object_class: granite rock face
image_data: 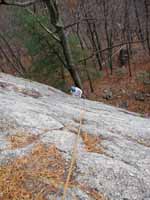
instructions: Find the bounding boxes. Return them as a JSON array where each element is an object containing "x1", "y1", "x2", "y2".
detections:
[{"x1": 0, "y1": 73, "x2": 150, "y2": 200}]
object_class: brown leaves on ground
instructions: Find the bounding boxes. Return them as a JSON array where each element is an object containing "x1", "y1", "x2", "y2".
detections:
[
  {"x1": 66, "y1": 0, "x2": 78, "y2": 11},
  {"x1": 84, "y1": 59, "x2": 150, "y2": 115}
]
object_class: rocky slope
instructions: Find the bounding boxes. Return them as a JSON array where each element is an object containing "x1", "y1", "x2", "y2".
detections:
[{"x1": 0, "y1": 73, "x2": 150, "y2": 200}]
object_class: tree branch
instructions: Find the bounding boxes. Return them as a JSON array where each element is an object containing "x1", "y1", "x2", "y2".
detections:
[
  {"x1": 78, "y1": 39, "x2": 147, "y2": 63},
  {"x1": 0, "y1": 0, "x2": 37, "y2": 7},
  {"x1": 64, "y1": 18, "x2": 97, "y2": 30},
  {"x1": 26, "y1": 8, "x2": 60, "y2": 43}
]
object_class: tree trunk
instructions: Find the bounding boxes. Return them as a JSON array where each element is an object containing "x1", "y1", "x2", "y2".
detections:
[
  {"x1": 144, "y1": 0, "x2": 150, "y2": 55},
  {"x1": 43, "y1": 0, "x2": 83, "y2": 89},
  {"x1": 76, "y1": 23, "x2": 94, "y2": 93},
  {"x1": 133, "y1": 0, "x2": 145, "y2": 49}
]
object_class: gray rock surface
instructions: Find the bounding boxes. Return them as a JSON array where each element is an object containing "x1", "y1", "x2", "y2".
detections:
[{"x1": 0, "y1": 73, "x2": 150, "y2": 200}]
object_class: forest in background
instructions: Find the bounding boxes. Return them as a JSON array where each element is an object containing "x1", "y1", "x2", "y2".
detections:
[{"x1": 0, "y1": 0, "x2": 150, "y2": 115}]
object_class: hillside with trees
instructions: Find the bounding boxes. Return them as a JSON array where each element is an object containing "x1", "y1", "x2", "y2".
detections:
[{"x1": 0, "y1": 0, "x2": 150, "y2": 114}]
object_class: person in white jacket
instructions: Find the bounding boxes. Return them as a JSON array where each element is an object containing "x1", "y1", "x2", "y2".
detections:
[{"x1": 70, "y1": 86, "x2": 83, "y2": 98}]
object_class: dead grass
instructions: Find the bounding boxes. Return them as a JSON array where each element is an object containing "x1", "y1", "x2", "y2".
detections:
[
  {"x1": 81, "y1": 132, "x2": 104, "y2": 154},
  {"x1": 79, "y1": 184, "x2": 106, "y2": 200},
  {"x1": 0, "y1": 142, "x2": 106, "y2": 200},
  {"x1": 0, "y1": 144, "x2": 68, "y2": 200},
  {"x1": 0, "y1": 113, "x2": 106, "y2": 200},
  {"x1": 8, "y1": 132, "x2": 39, "y2": 149}
]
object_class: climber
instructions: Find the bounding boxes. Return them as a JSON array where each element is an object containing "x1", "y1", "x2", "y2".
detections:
[{"x1": 70, "y1": 86, "x2": 83, "y2": 98}]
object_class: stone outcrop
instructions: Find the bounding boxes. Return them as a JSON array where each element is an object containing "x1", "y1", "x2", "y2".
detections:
[{"x1": 0, "y1": 73, "x2": 150, "y2": 200}]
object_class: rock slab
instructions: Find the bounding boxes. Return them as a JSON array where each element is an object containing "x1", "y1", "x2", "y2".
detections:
[{"x1": 0, "y1": 73, "x2": 150, "y2": 200}]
